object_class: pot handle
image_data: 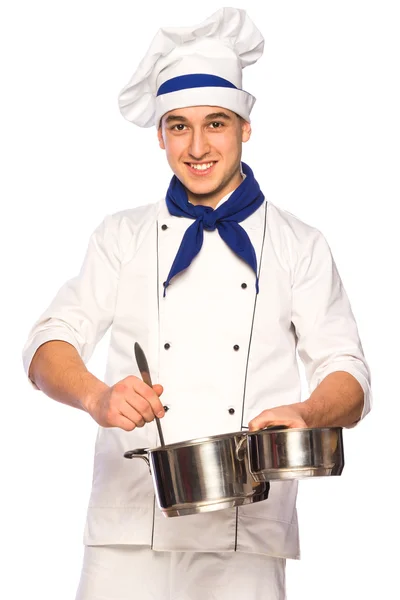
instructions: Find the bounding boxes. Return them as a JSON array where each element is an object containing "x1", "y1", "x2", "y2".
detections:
[
  {"x1": 235, "y1": 436, "x2": 247, "y2": 461},
  {"x1": 124, "y1": 448, "x2": 150, "y2": 473}
]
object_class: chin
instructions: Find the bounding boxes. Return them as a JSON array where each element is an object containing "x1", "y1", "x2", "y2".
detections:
[
  {"x1": 183, "y1": 171, "x2": 221, "y2": 189},
  {"x1": 184, "y1": 181, "x2": 220, "y2": 198}
]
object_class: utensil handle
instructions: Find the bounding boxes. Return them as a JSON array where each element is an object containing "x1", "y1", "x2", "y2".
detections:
[
  {"x1": 134, "y1": 342, "x2": 166, "y2": 446},
  {"x1": 155, "y1": 417, "x2": 165, "y2": 446}
]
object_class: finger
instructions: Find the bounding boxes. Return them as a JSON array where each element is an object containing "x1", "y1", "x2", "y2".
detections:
[
  {"x1": 248, "y1": 417, "x2": 266, "y2": 431},
  {"x1": 122, "y1": 393, "x2": 155, "y2": 423},
  {"x1": 125, "y1": 377, "x2": 165, "y2": 418},
  {"x1": 113, "y1": 378, "x2": 163, "y2": 420},
  {"x1": 152, "y1": 384, "x2": 164, "y2": 397},
  {"x1": 248, "y1": 410, "x2": 274, "y2": 431},
  {"x1": 110, "y1": 386, "x2": 148, "y2": 423},
  {"x1": 249, "y1": 416, "x2": 307, "y2": 431},
  {"x1": 112, "y1": 413, "x2": 137, "y2": 432},
  {"x1": 119, "y1": 402, "x2": 146, "y2": 428}
]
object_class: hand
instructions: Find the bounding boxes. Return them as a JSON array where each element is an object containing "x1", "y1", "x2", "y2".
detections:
[
  {"x1": 85, "y1": 376, "x2": 165, "y2": 432},
  {"x1": 248, "y1": 404, "x2": 308, "y2": 431}
]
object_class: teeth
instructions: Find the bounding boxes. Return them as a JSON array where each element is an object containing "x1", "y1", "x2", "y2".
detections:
[{"x1": 190, "y1": 162, "x2": 214, "y2": 170}]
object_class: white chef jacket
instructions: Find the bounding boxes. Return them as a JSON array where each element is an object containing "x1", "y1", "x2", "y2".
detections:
[{"x1": 22, "y1": 196, "x2": 372, "y2": 559}]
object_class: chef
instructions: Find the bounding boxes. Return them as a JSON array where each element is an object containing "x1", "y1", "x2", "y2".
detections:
[{"x1": 22, "y1": 7, "x2": 372, "y2": 600}]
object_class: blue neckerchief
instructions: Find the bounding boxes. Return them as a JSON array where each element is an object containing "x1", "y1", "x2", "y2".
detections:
[{"x1": 164, "y1": 162, "x2": 265, "y2": 296}]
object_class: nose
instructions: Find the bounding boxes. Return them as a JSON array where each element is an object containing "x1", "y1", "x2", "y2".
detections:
[{"x1": 188, "y1": 128, "x2": 211, "y2": 160}]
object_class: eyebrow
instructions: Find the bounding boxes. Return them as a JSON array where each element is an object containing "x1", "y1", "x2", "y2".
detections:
[
  {"x1": 164, "y1": 115, "x2": 188, "y2": 123},
  {"x1": 164, "y1": 112, "x2": 232, "y2": 124},
  {"x1": 205, "y1": 112, "x2": 232, "y2": 121}
]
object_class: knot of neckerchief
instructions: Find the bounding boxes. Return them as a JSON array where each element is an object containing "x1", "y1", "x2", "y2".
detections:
[{"x1": 163, "y1": 162, "x2": 265, "y2": 296}]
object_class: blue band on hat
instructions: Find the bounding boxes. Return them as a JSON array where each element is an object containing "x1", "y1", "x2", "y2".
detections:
[{"x1": 157, "y1": 74, "x2": 237, "y2": 96}]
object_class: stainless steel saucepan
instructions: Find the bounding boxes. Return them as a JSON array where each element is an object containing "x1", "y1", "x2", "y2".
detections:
[
  {"x1": 247, "y1": 426, "x2": 344, "y2": 481},
  {"x1": 124, "y1": 431, "x2": 270, "y2": 518},
  {"x1": 124, "y1": 426, "x2": 344, "y2": 517}
]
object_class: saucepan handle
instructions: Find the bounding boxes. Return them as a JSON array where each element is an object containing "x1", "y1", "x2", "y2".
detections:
[
  {"x1": 235, "y1": 436, "x2": 248, "y2": 461},
  {"x1": 124, "y1": 448, "x2": 151, "y2": 472}
]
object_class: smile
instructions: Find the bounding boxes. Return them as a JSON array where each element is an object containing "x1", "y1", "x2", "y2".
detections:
[{"x1": 185, "y1": 162, "x2": 216, "y2": 175}]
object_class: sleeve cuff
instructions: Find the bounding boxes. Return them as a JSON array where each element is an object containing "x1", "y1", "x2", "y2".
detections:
[
  {"x1": 22, "y1": 332, "x2": 82, "y2": 390},
  {"x1": 311, "y1": 362, "x2": 372, "y2": 427}
]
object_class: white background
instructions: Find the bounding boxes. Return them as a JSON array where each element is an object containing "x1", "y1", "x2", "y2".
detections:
[{"x1": 1, "y1": 1, "x2": 399, "y2": 598}]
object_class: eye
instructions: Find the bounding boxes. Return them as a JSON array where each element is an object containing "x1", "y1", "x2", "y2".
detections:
[
  {"x1": 171, "y1": 124, "x2": 187, "y2": 131},
  {"x1": 209, "y1": 121, "x2": 224, "y2": 129}
]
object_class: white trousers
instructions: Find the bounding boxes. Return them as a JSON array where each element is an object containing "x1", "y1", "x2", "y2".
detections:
[{"x1": 75, "y1": 545, "x2": 286, "y2": 600}]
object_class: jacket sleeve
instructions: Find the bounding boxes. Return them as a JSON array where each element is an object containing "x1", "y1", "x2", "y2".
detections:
[
  {"x1": 290, "y1": 228, "x2": 372, "y2": 423},
  {"x1": 22, "y1": 214, "x2": 120, "y2": 389}
]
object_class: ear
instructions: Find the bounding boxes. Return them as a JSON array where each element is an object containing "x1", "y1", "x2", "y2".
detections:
[
  {"x1": 157, "y1": 124, "x2": 166, "y2": 150},
  {"x1": 241, "y1": 119, "x2": 252, "y2": 143}
]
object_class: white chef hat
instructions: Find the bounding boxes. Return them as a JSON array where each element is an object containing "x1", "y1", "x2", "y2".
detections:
[{"x1": 118, "y1": 7, "x2": 264, "y2": 128}]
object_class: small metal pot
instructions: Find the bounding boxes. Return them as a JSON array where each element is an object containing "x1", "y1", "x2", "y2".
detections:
[
  {"x1": 124, "y1": 431, "x2": 270, "y2": 517},
  {"x1": 247, "y1": 426, "x2": 344, "y2": 481}
]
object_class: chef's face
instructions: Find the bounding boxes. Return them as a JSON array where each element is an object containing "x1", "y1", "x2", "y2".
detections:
[{"x1": 157, "y1": 106, "x2": 251, "y2": 207}]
